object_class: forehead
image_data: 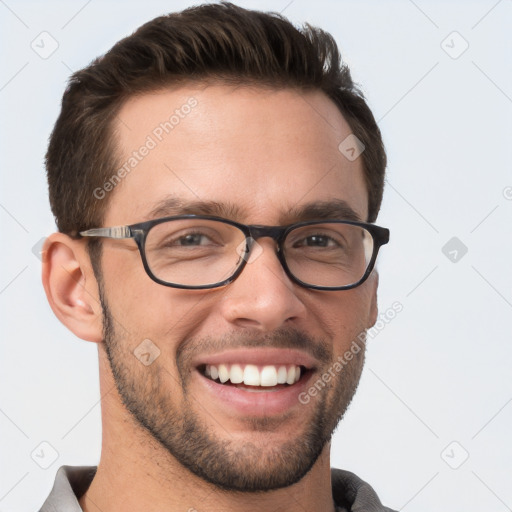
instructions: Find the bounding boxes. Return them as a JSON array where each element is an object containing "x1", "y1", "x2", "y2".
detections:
[{"x1": 105, "y1": 84, "x2": 368, "y2": 225}]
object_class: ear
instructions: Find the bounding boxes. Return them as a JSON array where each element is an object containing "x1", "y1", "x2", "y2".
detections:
[
  {"x1": 42, "y1": 233, "x2": 103, "y2": 343},
  {"x1": 367, "y1": 270, "x2": 379, "y2": 328}
]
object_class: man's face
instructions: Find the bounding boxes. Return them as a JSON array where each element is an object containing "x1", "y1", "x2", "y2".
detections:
[{"x1": 96, "y1": 84, "x2": 378, "y2": 491}]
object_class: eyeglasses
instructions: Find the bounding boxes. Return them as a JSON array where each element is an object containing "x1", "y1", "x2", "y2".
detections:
[{"x1": 79, "y1": 215, "x2": 389, "y2": 291}]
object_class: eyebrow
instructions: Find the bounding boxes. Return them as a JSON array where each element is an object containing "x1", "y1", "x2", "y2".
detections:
[
  {"x1": 146, "y1": 195, "x2": 363, "y2": 224},
  {"x1": 283, "y1": 199, "x2": 362, "y2": 223},
  {"x1": 147, "y1": 196, "x2": 246, "y2": 220}
]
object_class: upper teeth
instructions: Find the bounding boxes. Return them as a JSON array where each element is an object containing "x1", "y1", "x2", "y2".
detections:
[{"x1": 205, "y1": 364, "x2": 301, "y2": 386}]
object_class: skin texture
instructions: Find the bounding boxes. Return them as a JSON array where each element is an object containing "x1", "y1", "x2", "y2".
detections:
[{"x1": 42, "y1": 84, "x2": 379, "y2": 512}]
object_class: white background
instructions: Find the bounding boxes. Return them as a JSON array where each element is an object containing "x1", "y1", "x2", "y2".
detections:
[{"x1": 1, "y1": 1, "x2": 511, "y2": 510}]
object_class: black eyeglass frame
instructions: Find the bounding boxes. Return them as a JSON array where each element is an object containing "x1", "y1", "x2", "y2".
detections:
[{"x1": 79, "y1": 215, "x2": 390, "y2": 291}]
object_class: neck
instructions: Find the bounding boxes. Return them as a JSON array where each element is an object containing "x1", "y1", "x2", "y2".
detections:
[
  {"x1": 79, "y1": 353, "x2": 336, "y2": 512},
  {"x1": 81, "y1": 439, "x2": 335, "y2": 512}
]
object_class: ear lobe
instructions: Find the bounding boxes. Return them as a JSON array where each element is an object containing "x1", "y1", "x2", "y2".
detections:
[{"x1": 42, "y1": 233, "x2": 103, "y2": 343}]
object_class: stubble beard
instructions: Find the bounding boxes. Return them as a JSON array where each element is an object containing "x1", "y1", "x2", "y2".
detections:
[{"x1": 99, "y1": 288, "x2": 366, "y2": 492}]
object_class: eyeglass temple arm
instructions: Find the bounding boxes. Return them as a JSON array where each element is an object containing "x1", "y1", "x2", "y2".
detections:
[{"x1": 79, "y1": 226, "x2": 132, "y2": 239}]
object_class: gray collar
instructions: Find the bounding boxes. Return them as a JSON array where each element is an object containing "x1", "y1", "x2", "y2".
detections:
[{"x1": 40, "y1": 465, "x2": 396, "y2": 512}]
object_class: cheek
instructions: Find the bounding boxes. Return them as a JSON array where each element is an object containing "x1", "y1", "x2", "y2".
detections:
[
  {"x1": 306, "y1": 285, "x2": 375, "y2": 349},
  {"x1": 102, "y1": 253, "x2": 218, "y2": 351}
]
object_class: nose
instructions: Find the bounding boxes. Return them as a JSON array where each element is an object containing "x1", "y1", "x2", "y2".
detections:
[{"x1": 219, "y1": 239, "x2": 307, "y2": 331}]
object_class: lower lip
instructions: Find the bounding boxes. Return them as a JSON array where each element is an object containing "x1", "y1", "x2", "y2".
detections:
[{"x1": 195, "y1": 370, "x2": 313, "y2": 416}]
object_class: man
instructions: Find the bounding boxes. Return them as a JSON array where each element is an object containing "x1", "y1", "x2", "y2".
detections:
[{"x1": 40, "y1": 2, "x2": 394, "y2": 511}]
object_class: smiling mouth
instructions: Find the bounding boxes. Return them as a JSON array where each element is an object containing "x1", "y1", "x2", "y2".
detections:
[{"x1": 198, "y1": 363, "x2": 310, "y2": 391}]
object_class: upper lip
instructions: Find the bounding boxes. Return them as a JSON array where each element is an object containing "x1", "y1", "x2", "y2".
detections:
[{"x1": 192, "y1": 348, "x2": 318, "y2": 370}]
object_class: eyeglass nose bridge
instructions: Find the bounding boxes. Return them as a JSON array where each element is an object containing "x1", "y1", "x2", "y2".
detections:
[
  {"x1": 235, "y1": 225, "x2": 294, "y2": 286},
  {"x1": 244, "y1": 225, "x2": 288, "y2": 256},
  {"x1": 247, "y1": 224, "x2": 287, "y2": 243}
]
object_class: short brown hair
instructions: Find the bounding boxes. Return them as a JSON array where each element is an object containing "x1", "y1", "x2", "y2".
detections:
[{"x1": 46, "y1": 1, "x2": 386, "y2": 234}]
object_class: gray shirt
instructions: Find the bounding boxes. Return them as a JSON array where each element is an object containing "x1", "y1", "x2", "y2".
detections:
[{"x1": 39, "y1": 465, "x2": 397, "y2": 512}]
